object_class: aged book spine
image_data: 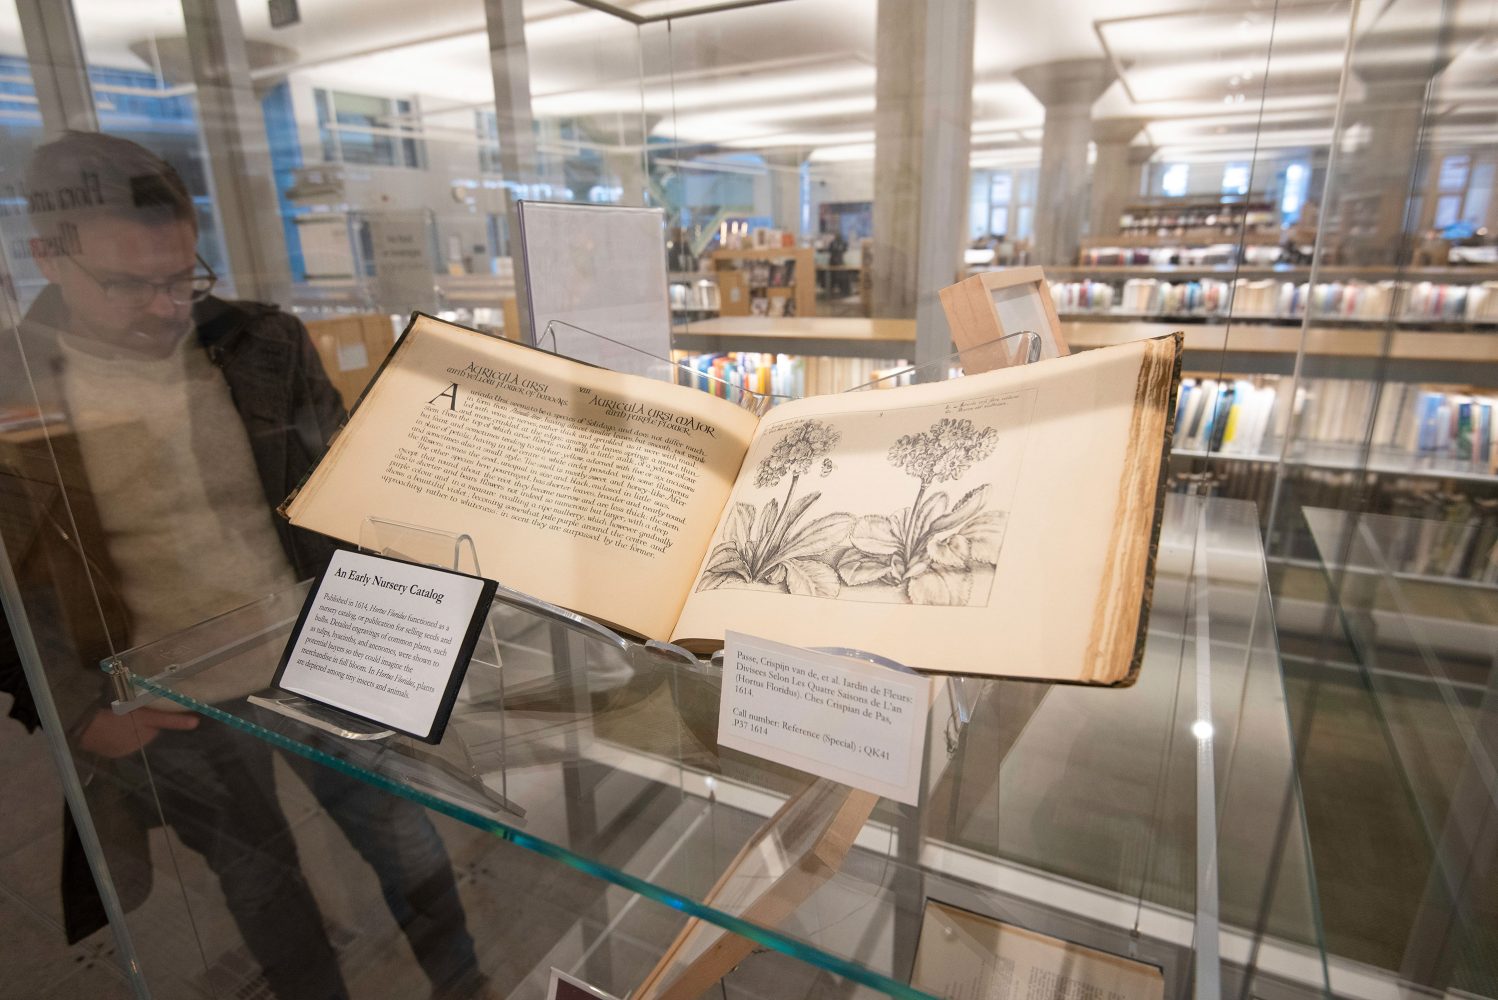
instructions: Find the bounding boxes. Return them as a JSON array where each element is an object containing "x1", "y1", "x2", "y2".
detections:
[{"x1": 1085, "y1": 331, "x2": 1183, "y2": 684}]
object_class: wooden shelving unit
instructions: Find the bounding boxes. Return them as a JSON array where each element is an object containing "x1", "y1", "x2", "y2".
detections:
[
  {"x1": 710, "y1": 247, "x2": 816, "y2": 319},
  {"x1": 672, "y1": 308, "x2": 1498, "y2": 585},
  {"x1": 1117, "y1": 197, "x2": 1278, "y2": 234},
  {"x1": 677, "y1": 313, "x2": 1498, "y2": 380}
]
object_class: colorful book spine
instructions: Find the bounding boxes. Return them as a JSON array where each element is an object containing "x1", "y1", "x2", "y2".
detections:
[{"x1": 673, "y1": 352, "x2": 907, "y2": 403}]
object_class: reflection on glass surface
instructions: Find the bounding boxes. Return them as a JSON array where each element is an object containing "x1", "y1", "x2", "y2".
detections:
[
  {"x1": 101, "y1": 495, "x2": 1324, "y2": 999},
  {"x1": 0, "y1": 0, "x2": 1492, "y2": 996}
]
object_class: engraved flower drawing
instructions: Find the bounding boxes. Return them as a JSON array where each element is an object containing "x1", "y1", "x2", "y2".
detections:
[
  {"x1": 696, "y1": 419, "x2": 853, "y2": 597},
  {"x1": 837, "y1": 417, "x2": 1007, "y2": 606}
]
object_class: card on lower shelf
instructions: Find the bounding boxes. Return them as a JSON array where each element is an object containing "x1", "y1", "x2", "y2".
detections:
[{"x1": 912, "y1": 899, "x2": 1165, "y2": 1000}]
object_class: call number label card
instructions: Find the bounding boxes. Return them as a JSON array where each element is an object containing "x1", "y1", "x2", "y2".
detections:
[{"x1": 719, "y1": 632, "x2": 930, "y2": 805}]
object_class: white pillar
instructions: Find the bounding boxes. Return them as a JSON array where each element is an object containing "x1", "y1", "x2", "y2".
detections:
[
  {"x1": 15, "y1": 0, "x2": 96, "y2": 135},
  {"x1": 1088, "y1": 118, "x2": 1147, "y2": 239},
  {"x1": 871, "y1": 0, "x2": 976, "y2": 367},
  {"x1": 182, "y1": 0, "x2": 293, "y2": 304},
  {"x1": 484, "y1": 0, "x2": 537, "y2": 337},
  {"x1": 1341, "y1": 75, "x2": 1431, "y2": 265},
  {"x1": 766, "y1": 151, "x2": 806, "y2": 235},
  {"x1": 1014, "y1": 59, "x2": 1115, "y2": 267}
]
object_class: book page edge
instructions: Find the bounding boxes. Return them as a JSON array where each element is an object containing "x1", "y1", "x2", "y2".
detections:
[{"x1": 1088, "y1": 331, "x2": 1184, "y2": 686}]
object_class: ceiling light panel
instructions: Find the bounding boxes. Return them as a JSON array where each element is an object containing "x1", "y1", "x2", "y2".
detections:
[{"x1": 1098, "y1": 3, "x2": 1354, "y2": 106}]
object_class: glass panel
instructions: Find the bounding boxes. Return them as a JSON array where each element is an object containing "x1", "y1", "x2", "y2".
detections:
[
  {"x1": 112, "y1": 493, "x2": 1312, "y2": 999},
  {"x1": 0, "y1": 0, "x2": 521, "y2": 996},
  {"x1": 0, "y1": 26, "x2": 138, "y2": 1000},
  {"x1": 1302, "y1": 506, "x2": 1498, "y2": 996},
  {"x1": 10, "y1": 0, "x2": 1495, "y2": 996},
  {"x1": 1264, "y1": 1, "x2": 1498, "y2": 995}
]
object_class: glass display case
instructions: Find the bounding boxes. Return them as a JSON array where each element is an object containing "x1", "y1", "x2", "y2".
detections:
[
  {"x1": 102, "y1": 492, "x2": 1325, "y2": 1000},
  {"x1": 0, "y1": 0, "x2": 1492, "y2": 998}
]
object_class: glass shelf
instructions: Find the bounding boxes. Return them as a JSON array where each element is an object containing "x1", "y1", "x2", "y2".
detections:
[
  {"x1": 1301, "y1": 507, "x2": 1498, "y2": 995},
  {"x1": 1176, "y1": 442, "x2": 1497, "y2": 483},
  {"x1": 106, "y1": 495, "x2": 1327, "y2": 1000}
]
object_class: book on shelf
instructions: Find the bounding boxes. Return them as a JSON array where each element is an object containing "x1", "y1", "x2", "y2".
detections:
[
  {"x1": 1078, "y1": 244, "x2": 1268, "y2": 267},
  {"x1": 1383, "y1": 494, "x2": 1498, "y2": 582},
  {"x1": 1179, "y1": 460, "x2": 1498, "y2": 585},
  {"x1": 1173, "y1": 375, "x2": 1498, "y2": 470},
  {"x1": 668, "y1": 278, "x2": 720, "y2": 314},
  {"x1": 1174, "y1": 377, "x2": 1289, "y2": 456},
  {"x1": 282, "y1": 314, "x2": 1183, "y2": 683},
  {"x1": 672, "y1": 352, "x2": 914, "y2": 400},
  {"x1": 1296, "y1": 377, "x2": 1498, "y2": 466},
  {"x1": 1051, "y1": 275, "x2": 1498, "y2": 324},
  {"x1": 1050, "y1": 279, "x2": 1115, "y2": 313},
  {"x1": 1390, "y1": 385, "x2": 1498, "y2": 468}
]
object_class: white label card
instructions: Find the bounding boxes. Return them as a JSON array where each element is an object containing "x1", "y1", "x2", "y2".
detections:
[
  {"x1": 275, "y1": 550, "x2": 494, "y2": 742},
  {"x1": 719, "y1": 632, "x2": 931, "y2": 806}
]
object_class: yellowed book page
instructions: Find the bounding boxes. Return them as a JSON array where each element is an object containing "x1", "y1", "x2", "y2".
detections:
[
  {"x1": 284, "y1": 315, "x2": 761, "y2": 640},
  {"x1": 671, "y1": 334, "x2": 1179, "y2": 682},
  {"x1": 911, "y1": 900, "x2": 1165, "y2": 1000}
]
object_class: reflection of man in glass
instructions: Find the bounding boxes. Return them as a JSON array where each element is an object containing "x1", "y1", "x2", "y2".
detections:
[{"x1": 1, "y1": 131, "x2": 483, "y2": 999}]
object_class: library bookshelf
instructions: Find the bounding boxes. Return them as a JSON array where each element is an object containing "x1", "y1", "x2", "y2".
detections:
[
  {"x1": 670, "y1": 299, "x2": 1498, "y2": 589},
  {"x1": 710, "y1": 247, "x2": 817, "y2": 319}
]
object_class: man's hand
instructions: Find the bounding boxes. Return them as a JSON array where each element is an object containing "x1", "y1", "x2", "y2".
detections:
[{"x1": 78, "y1": 707, "x2": 199, "y2": 758}]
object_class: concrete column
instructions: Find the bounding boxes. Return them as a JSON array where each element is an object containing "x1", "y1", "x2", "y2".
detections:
[
  {"x1": 1088, "y1": 117, "x2": 1146, "y2": 239},
  {"x1": 15, "y1": 0, "x2": 97, "y2": 135},
  {"x1": 1340, "y1": 75, "x2": 1431, "y2": 265},
  {"x1": 871, "y1": 0, "x2": 976, "y2": 368},
  {"x1": 1014, "y1": 59, "x2": 1114, "y2": 266},
  {"x1": 1486, "y1": 155, "x2": 1498, "y2": 233},
  {"x1": 484, "y1": 0, "x2": 536, "y2": 338},
  {"x1": 765, "y1": 151, "x2": 805, "y2": 234},
  {"x1": 1128, "y1": 144, "x2": 1157, "y2": 203},
  {"x1": 182, "y1": 0, "x2": 293, "y2": 305},
  {"x1": 603, "y1": 147, "x2": 649, "y2": 206},
  {"x1": 486, "y1": 0, "x2": 537, "y2": 184},
  {"x1": 577, "y1": 112, "x2": 653, "y2": 207}
]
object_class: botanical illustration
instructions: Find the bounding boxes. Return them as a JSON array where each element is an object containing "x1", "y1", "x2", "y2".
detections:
[
  {"x1": 696, "y1": 412, "x2": 1011, "y2": 607},
  {"x1": 835, "y1": 418, "x2": 1007, "y2": 606},
  {"x1": 696, "y1": 419, "x2": 852, "y2": 597}
]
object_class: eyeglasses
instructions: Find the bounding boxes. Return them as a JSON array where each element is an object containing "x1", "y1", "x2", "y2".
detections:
[{"x1": 68, "y1": 254, "x2": 218, "y2": 308}]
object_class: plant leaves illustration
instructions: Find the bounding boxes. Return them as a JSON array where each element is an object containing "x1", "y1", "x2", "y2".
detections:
[
  {"x1": 782, "y1": 557, "x2": 841, "y2": 598},
  {"x1": 850, "y1": 513, "x2": 900, "y2": 555},
  {"x1": 775, "y1": 512, "x2": 854, "y2": 564},
  {"x1": 905, "y1": 565, "x2": 973, "y2": 605},
  {"x1": 837, "y1": 548, "x2": 896, "y2": 586}
]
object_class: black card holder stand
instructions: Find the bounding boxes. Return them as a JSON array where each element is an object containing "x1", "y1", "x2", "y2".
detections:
[{"x1": 248, "y1": 516, "x2": 527, "y2": 817}]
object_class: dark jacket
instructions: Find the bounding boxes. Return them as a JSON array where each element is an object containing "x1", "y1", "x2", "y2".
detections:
[{"x1": 0, "y1": 285, "x2": 345, "y2": 940}]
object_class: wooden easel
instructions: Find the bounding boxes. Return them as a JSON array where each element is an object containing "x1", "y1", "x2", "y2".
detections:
[{"x1": 632, "y1": 780, "x2": 879, "y2": 999}]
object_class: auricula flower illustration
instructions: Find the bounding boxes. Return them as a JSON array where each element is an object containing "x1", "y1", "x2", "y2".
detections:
[
  {"x1": 837, "y1": 416, "x2": 1006, "y2": 606},
  {"x1": 697, "y1": 419, "x2": 852, "y2": 598},
  {"x1": 756, "y1": 419, "x2": 841, "y2": 489},
  {"x1": 888, "y1": 417, "x2": 999, "y2": 487}
]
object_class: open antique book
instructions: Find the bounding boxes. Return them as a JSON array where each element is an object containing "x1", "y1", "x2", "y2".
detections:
[{"x1": 282, "y1": 314, "x2": 1181, "y2": 683}]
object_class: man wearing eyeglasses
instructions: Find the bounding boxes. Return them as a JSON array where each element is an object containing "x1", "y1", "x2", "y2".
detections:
[{"x1": 0, "y1": 131, "x2": 484, "y2": 999}]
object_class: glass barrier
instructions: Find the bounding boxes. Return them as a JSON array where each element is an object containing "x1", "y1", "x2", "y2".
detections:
[
  {"x1": 0, "y1": 0, "x2": 1492, "y2": 997},
  {"x1": 105, "y1": 491, "x2": 1325, "y2": 1000}
]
